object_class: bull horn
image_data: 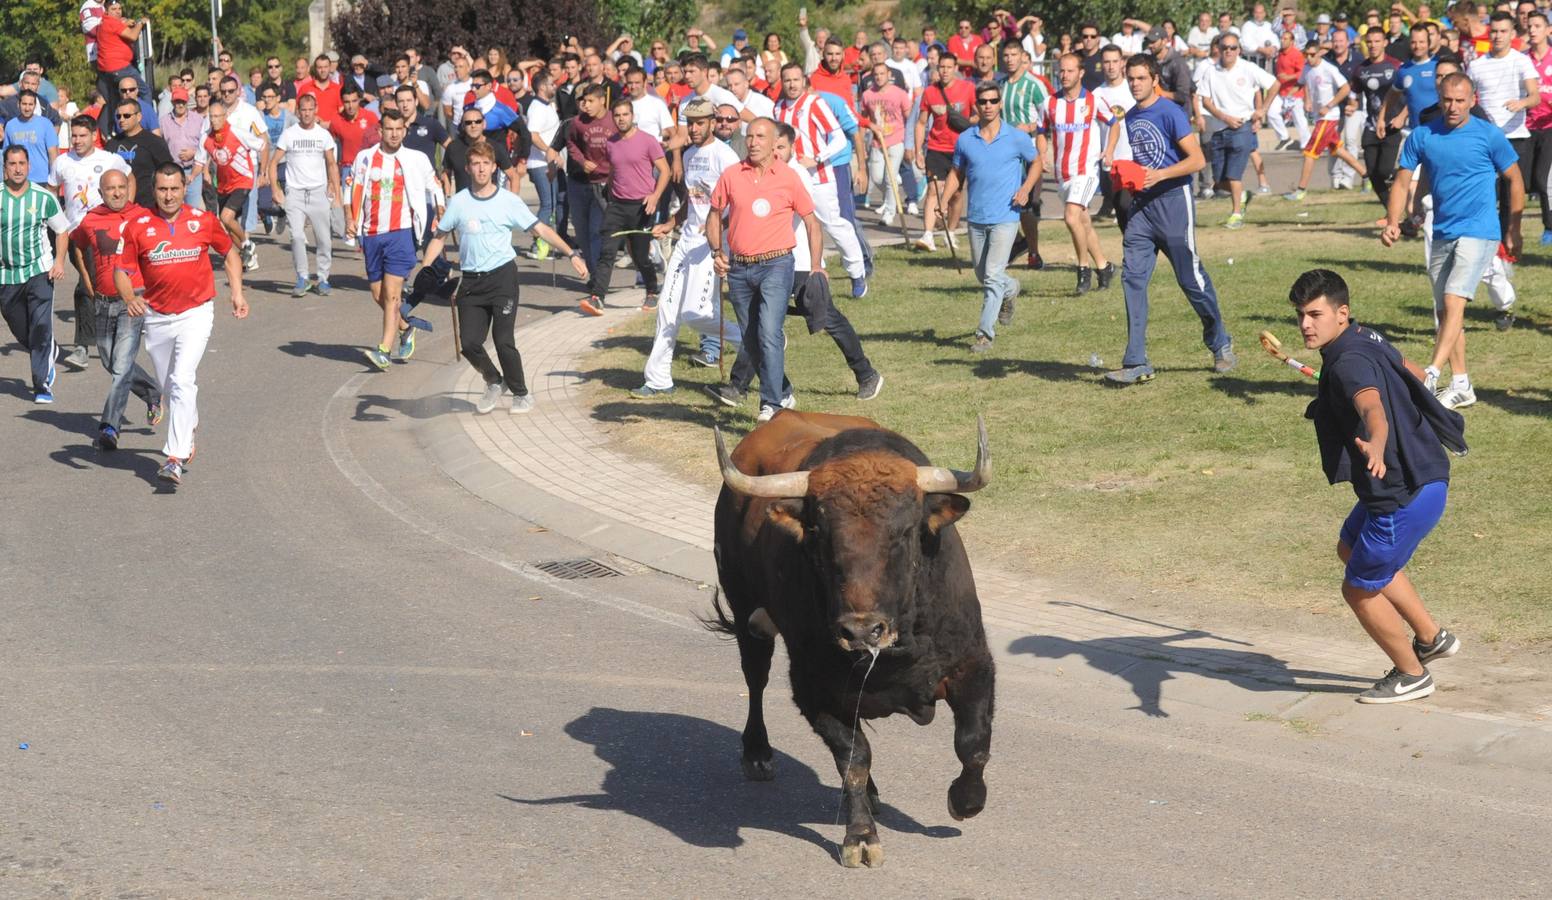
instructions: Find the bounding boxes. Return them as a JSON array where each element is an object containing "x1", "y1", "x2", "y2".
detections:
[
  {"x1": 715, "y1": 427, "x2": 811, "y2": 498},
  {"x1": 916, "y1": 415, "x2": 992, "y2": 493}
]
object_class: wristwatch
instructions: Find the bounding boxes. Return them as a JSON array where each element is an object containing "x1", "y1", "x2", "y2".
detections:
[{"x1": 567, "y1": 249, "x2": 581, "y2": 260}]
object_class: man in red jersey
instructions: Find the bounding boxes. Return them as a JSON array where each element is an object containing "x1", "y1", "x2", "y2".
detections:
[
  {"x1": 199, "y1": 101, "x2": 256, "y2": 264},
  {"x1": 297, "y1": 55, "x2": 343, "y2": 127},
  {"x1": 330, "y1": 82, "x2": 380, "y2": 248},
  {"x1": 69, "y1": 168, "x2": 161, "y2": 450},
  {"x1": 114, "y1": 163, "x2": 247, "y2": 485}
]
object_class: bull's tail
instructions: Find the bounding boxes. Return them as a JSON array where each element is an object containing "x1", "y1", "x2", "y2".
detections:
[{"x1": 698, "y1": 587, "x2": 740, "y2": 640}]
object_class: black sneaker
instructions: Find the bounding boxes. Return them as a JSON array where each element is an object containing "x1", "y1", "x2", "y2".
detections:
[
  {"x1": 687, "y1": 351, "x2": 718, "y2": 368},
  {"x1": 96, "y1": 424, "x2": 119, "y2": 451},
  {"x1": 856, "y1": 371, "x2": 883, "y2": 401},
  {"x1": 1096, "y1": 262, "x2": 1116, "y2": 290},
  {"x1": 1413, "y1": 628, "x2": 1461, "y2": 665},
  {"x1": 1355, "y1": 667, "x2": 1435, "y2": 704},
  {"x1": 1075, "y1": 266, "x2": 1092, "y2": 295},
  {"x1": 706, "y1": 383, "x2": 746, "y2": 407}
]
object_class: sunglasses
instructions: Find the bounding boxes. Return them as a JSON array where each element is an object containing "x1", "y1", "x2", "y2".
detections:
[
  {"x1": 713, "y1": 115, "x2": 739, "y2": 123},
  {"x1": 472, "y1": 82, "x2": 489, "y2": 88},
  {"x1": 1082, "y1": 33, "x2": 1100, "y2": 39},
  {"x1": 221, "y1": 87, "x2": 239, "y2": 94},
  {"x1": 462, "y1": 118, "x2": 484, "y2": 125},
  {"x1": 116, "y1": 112, "x2": 136, "y2": 120},
  {"x1": 1222, "y1": 44, "x2": 1241, "y2": 50},
  {"x1": 268, "y1": 63, "x2": 282, "y2": 69},
  {"x1": 976, "y1": 96, "x2": 1000, "y2": 104},
  {"x1": 120, "y1": 87, "x2": 138, "y2": 93}
]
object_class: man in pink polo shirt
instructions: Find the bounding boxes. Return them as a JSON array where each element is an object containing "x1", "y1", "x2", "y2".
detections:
[{"x1": 705, "y1": 118, "x2": 824, "y2": 423}]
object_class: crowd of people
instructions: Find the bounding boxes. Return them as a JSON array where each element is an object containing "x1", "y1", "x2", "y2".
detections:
[{"x1": 0, "y1": 0, "x2": 1542, "y2": 493}]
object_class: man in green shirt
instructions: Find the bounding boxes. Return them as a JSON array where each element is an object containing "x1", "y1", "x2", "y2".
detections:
[
  {"x1": 0, "y1": 145, "x2": 69, "y2": 403},
  {"x1": 1001, "y1": 42, "x2": 1050, "y2": 268}
]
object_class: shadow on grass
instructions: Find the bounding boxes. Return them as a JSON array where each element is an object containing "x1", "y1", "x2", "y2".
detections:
[
  {"x1": 592, "y1": 398, "x2": 732, "y2": 430},
  {"x1": 932, "y1": 356, "x2": 1097, "y2": 382},
  {"x1": 1208, "y1": 376, "x2": 1314, "y2": 405},
  {"x1": 865, "y1": 327, "x2": 977, "y2": 349},
  {"x1": 1008, "y1": 602, "x2": 1369, "y2": 717},
  {"x1": 501, "y1": 707, "x2": 960, "y2": 862},
  {"x1": 1476, "y1": 385, "x2": 1552, "y2": 418},
  {"x1": 589, "y1": 333, "x2": 656, "y2": 354}
]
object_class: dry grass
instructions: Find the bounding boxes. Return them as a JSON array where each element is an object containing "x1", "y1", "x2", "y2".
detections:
[{"x1": 580, "y1": 192, "x2": 1552, "y2": 645}]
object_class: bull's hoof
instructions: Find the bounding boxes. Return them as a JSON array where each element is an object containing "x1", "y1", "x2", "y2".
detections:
[
  {"x1": 741, "y1": 757, "x2": 775, "y2": 781},
  {"x1": 839, "y1": 837, "x2": 885, "y2": 869},
  {"x1": 947, "y1": 774, "x2": 986, "y2": 821}
]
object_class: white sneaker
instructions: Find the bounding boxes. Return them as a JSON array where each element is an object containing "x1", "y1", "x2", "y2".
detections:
[
  {"x1": 343, "y1": 235, "x2": 357, "y2": 249},
  {"x1": 757, "y1": 404, "x2": 778, "y2": 423},
  {"x1": 475, "y1": 382, "x2": 503, "y2": 414},
  {"x1": 913, "y1": 235, "x2": 936, "y2": 252},
  {"x1": 945, "y1": 230, "x2": 958, "y2": 251},
  {"x1": 510, "y1": 393, "x2": 535, "y2": 414},
  {"x1": 1422, "y1": 366, "x2": 1440, "y2": 394},
  {"x1": 1437, "y1": 384, "x2": 1476, "y2": 409},
  {"x1": 907, "y1": 201, "x2": 920, "y2": 215},
  {"x1": 780, "y1": 393, "x2": 796, "y2": 410},
  {"x1": 880, "y1": 210, "x2": 896, "y2": 227}
]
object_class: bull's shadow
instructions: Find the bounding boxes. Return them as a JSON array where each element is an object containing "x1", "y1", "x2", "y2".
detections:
[
  {"x1": 1009, "y1": 612, "x2": 1369, "y2": 718},
  {"x1": 502, "y1": 706, "x2": 959, "y2": 858}
]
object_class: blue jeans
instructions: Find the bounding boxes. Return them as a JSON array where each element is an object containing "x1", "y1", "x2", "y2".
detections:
[
  {"x1": 725, "y1": 254, "x2": 796, "y2": 408},
  {"x1": 531, "y1": 167, "x2": 557, "y2": 230},
  {"x1": 1120, "y1": 184, "x2": 1231, "y2": 367},
  {"x1": 93, "y1": 296, "x2": 161, "y2": 429},
  {"x1": 567, "y1": 180, "x2": 606, "y2": 270},
  {"x1": 1208, "y1": 123, "x2": 1256, "y2": 184},
  {"x1": 184, "y1": 170, "x2": 204, "y2": 208},
  {"x1": 968, "y1": 221, "x2": 1020, "y2": 339}
]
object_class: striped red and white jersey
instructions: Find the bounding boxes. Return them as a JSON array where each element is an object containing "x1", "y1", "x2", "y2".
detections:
[
  {"x1": 350, "y1": 147, "x2": 411, "y2": 237},
  {"x1": 1043, "y1": 89, "x2": 1113, "y2": 183},
  {"x1": 774, "y1": 92, "x2": 843, "y2": 185}
]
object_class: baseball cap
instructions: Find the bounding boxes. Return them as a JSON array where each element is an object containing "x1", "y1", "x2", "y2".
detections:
[
  {"x1": 1316, "y1": 13, "x2": 1332, "y2": 24},
  {"x1": 1111, "y1": 159, "x2": 1148, "y2": 192},
  {"x1": 733, "y1": 28, "x2": 748, "y2": 41},
  {"x1": 170, "y1": 86, "x2": 189, "y2": 102},
  {"x1": 1146, "y1": 26, "x2": 1168, "y2": 44},
  {"x1": 376, "y1": 74, "x2": 396, "y2": 88},
  {"x1": 1335, "y1": 12, "x2": 1350, "y2": 21},
  {"x1": 682, "y1": 97, "x2": 716, "y2": 119}
]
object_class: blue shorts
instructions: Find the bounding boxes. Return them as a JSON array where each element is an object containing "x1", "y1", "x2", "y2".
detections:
[
  {"x1": 1339, "y1": 481, "x2": 1447, "y2": 591},
  {"x1": 363, "y1": 230, "x2": 417, "y2": 282},
  {"x1": 1209, "y1": 124, "x2": 1255, "y2": 184}
]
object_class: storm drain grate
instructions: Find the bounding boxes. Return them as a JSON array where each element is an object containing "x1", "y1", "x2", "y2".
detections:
[{"x1": 534, "y1": 558, "x2": 625, "y2": 580}]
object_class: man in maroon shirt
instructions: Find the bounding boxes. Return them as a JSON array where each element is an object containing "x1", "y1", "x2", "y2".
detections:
[
  {"x1": 565, "y1": 84, "x2": 618, "y2": 302},
  {"x1": 585, "y1": 98, "x2": 669, "y2": 314}
]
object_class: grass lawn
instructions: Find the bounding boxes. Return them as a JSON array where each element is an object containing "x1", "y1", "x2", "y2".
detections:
[{"x1": 581, "y1": 192, "x2": 1552, "y2": 645}]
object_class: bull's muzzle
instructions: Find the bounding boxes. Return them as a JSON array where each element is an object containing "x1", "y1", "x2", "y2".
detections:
[{"x1": 836, "y1": 612, "x2": 896, "y2": 651}]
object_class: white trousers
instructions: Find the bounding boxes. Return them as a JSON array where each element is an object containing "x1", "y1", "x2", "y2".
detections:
[
  {"x1": 643, "y1": 237, "x2": 743, "y2": 389},
  {"x1": 1268, "y1": 95, "x2": 1311, "y2": 146},
  {"x1": 1331, "y1": 112, "x2": 1366, "y2": 185},
  {"x1": 141, "y1": 301, "x2": 214, "y2": 460},
  {"x1": 809, "y1": 176, "x2": 866, "y2": 279},
  {"x1": 867, "y1": 141, "x2": 906, "y2": 220}
]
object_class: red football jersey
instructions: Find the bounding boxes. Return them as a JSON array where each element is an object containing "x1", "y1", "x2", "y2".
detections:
[
  {"x1": 71, "y1": 203, "x2": 147, "y2": 295},
  {"x1": 116, "y1": 205, "x2": 234, "y2": 314},
  {"x1": 329, "y1": 108, "x2": 381, "y2": 169},
  {"x1": 203, "y1": 126, "x2": 255, "y2": 193}
]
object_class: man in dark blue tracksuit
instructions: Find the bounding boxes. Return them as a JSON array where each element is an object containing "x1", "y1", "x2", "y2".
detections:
[{"x1": 1102, "y1": 53, "x2": 1237, "y2": 385}]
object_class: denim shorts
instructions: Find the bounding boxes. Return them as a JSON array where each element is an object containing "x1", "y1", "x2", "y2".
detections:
[
  {"x1": 1428, "y1": 235, "x2": 1496, "y2": 306},
  {"x1": 1209, "y1": 124, "x2": 1255, "y2": 184},
  {"x1": 1339, "y1": 481, "x2": 1447, "y2": 591}
]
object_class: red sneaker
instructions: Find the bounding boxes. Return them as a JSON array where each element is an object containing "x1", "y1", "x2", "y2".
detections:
[{"x1": 578, "y1": 296, "x2": 604, "y2": 317}]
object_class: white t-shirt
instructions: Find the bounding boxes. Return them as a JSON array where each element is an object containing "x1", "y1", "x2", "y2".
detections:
[
  {"x1": 681, "y1": 137, "x2": 741, "y2": 235},
  {"x1": 734, "y1": 89, "x2": 775, "y2": 128},
  {"x1": 885, "y1": 58, "x2": 921, "y2": 94},
  {"x1": 1241, "y1": 19, "x2": 1279, "y2": 56},
  {"x1": 1093, "y1": 81, "x2": 1135, "y2": 160},
  {"x1": 1199, "y1": 57, "x2": 1279, "y2": 120},
  {"x1": 677, "y1": 84, "x2": 740, "y2": 127},
  {"x1": 786, "y1": 157, "x2": 820, "y2": 271},
  {"x1": 1470, "y1": 50, "x2": 1539, "y2": 138},
  {"x1": 1300, "y1": 59, "x2": 1348, "y2": 122},
  {"x1": 1187, "y1": 26, "x2": 1220, "y2": 56},
  {"x1": 1194, "y1": 61, "x2": 1223, "y2": 135},
  {"x1": 525, "y1": 98, "x2": 560, "y2": 169},
  {"x1": 441, "y1": 78, "x2": 473, "y2": 121},
  {"x1": 1021, "y1": 31, "x2": 1047, "y2": 62},
  {"x1": 49, "y1": 149, "x2": 130, "y2": 227},
  {"x1": 276, "y1": 122, "x2": 338, "y2": 190},
  {"x1": 630, "y1": 93, "x2": 675, "y2": 140},
  {"x1": 1111, "y1": 31, "x2": 1145, "y2": 56}
]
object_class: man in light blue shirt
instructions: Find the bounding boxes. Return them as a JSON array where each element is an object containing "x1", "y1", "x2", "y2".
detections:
[
  {"x1": 944, "y1": 80, "x2": 1041, "y2": 353},
  {"x1": 420, "y1": 140, "x2": 587, "y2": 414},
  {"x1": 2, "y1": 92, "x2": 58, "y2": 184},
  {"x1": 1382, "y1": 71, "x2": 1523, "y2": 410}
]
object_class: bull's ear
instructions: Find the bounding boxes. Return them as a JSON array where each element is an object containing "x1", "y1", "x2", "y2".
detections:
[
  {"x1": 923, "y1": 493, "x2": 971, "y2": 535},
  {"x1": 766, "y1": 499, "x2": 806, "y2": 542}
]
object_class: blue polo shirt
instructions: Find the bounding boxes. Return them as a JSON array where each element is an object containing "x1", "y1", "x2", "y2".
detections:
[
  {"x1": 950, "y1": 122, "x2": 1038, "y2": 225},
  {"x1": 1397, "y1": 114, "x2": 1517, "y2": 242},
  {"x1": 1396, "y1": 57, "x2": 1439, "y2": 128}
]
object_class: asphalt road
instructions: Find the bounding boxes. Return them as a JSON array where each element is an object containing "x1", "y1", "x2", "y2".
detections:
[{"x1": 4, "y1": 199, "x2": 1549, "y2": 897}]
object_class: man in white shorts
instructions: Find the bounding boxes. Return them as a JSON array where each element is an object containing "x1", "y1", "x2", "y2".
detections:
[
  {"x1": 630, "y1": 98, "x2": 744, "y2": 398},
  {"x1": 1043, "y1": 52, "x2": 1115, "y2": 294}
]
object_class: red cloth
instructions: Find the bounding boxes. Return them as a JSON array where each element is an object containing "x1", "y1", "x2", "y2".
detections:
[
  {"x1": 810, "y1": 66, "x2": 857, "y2": 113},
  {"x1": 1111, "y1": 159, "x2": 1147, "y2": 191},
  {"x1": 116, "y1": 205, "x2": 233, "y2": 314},
  {"x1": 329, "y1": 109, "x2": 381, "y2": 169},
  {"x1": 95, "y1": 15, "x2": 134, "y2": 73},
  {"x1": 1276, "y1": 47, "x2": 1305, "y2": 97},
  {"x1": 922, "y1": 79, "x2": 976, "y2": 153},
  {"x1": 947, "y1": 34, "x2": 985, "y2": 69},
  {"x1": 203, "y1": 127, "x2": 256, "y2": 193},
  {"x1": 298, "y1": 78, "x2": 342, "y2": 126},
  {"x1": 709, "y1": 159, "x2": 814, "y2": 257}
]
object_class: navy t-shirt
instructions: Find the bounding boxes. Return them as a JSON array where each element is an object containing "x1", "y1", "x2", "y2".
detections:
[
  {"x1": 1309, "y1": 324, "x2": 1458, "y2": 512},
  {"x1": 1123, "y1": 95, "x2": 1194, "y2": 208}
]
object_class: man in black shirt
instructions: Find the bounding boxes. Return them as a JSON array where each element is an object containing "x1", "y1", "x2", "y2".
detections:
[
  {"x1": 103, "y1": 100, "x2": 174, "y2": 208},
  {"x1": 1147, "y1": 27, "x2": 1194, "y2": 107},
  {"x1": 1289, "y1": 268, "x2": 1465, "y2": 705},
  {"x1": 396, "y1": 86, "x2": 445, "y2": 161},
  {"x1": 1356, "y1": 30, "x2": 1401, "y2": 207},
  {"x1": 441, "y1": 108, "x2": 518, "y2": 197}
]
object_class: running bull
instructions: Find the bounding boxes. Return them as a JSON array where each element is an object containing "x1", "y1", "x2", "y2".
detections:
[{"x1": 709, "y1": 410, "x2": 995, "y2": 868}]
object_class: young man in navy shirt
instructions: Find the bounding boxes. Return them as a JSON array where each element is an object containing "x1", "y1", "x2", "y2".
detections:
[
  {"x1": 1289, "y1": 268, "x2": 1465, "y2": 704},
  {"x1": 1101, "y1": 53, "x2": 1236, "y2": 384}
]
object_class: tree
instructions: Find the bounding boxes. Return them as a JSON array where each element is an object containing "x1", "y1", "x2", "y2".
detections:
[
  {"x1": 331, "y1": 0, "x2": 608, "y2": 64},
  {"x1": 598, "y1": 0, "x2": 697, "y2": 46}
]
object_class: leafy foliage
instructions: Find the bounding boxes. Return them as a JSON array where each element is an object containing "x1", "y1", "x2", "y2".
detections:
[
  {"x1": 600, "y1": 0, "x2": 699, "y2": 46},
  {"x1": 331, "y1": 0, "x2": 608, "y2": 64}
]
